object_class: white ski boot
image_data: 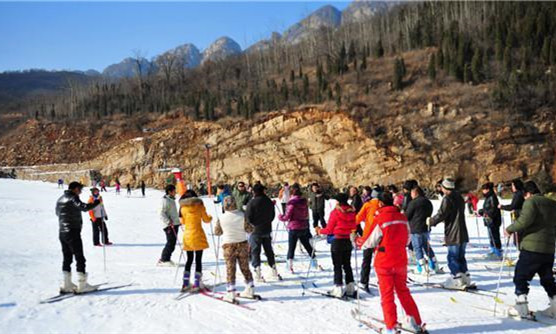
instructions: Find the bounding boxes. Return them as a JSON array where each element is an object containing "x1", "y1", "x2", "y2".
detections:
[
  {"x1": 239, "y1": 281, "x2": 255, "y2": 299},
  {"x1": 223, "y1": 285, "x2": 236, "y2": 303},
  {"x1": 442, "y1": 274, "x2": 466, "y2": 290},
  {"x1": 462, "y1": 271, "x2": 472, "y2": 287},
  {"x1": 60, "y1": 271, "x2": 77, "y2": 293},
  {"x1": 345, "y1": 282, "x2": 357, "y2": 298},
  {"x1": 508, "y1": 294, "x2": 530, "y2": 318},
  {"x1": 538, "y1": 296, "x2": 556, "y2": 318},
  {"x1": 76, "y1": 272, "x2": 98, "y2": 293},
  {"x1": 330, "y1": 285, "x2": 345, "y2": 298},
  {"x1": 416, "y1": 259, "x2": 427, "y2": 276},
  {"x1": 270, "y1": 265, "x2": 282, "y2": 281},
  {"x1": 401, "y1": 315, "x2": 427, "y2": 333},
  {"x1": 254, "y1": 267, "x2": 264, "y2": 282},
  {"x1": 157, "y1": 259, "x2": 176, "y2": 267}
]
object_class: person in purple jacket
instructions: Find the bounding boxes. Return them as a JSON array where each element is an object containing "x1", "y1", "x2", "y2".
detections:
[{"x1": 279, "y1": 183, "x2": 317, "y2": 273}]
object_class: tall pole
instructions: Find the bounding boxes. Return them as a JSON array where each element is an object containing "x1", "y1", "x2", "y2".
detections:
[{"x1": 205, "y1": 144, "x2": 212, "y2": 197}]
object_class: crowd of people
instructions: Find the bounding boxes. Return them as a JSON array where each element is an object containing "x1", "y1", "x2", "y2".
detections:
[{"x1": 54, "y1": 176, "x2": 556, "y2": 334}]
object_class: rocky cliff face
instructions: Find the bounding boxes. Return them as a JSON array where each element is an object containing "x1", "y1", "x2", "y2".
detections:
[
  {"x1": 283, "y1": 5, "x2": 342, "y2": 44},
  {"x1": 3, "y1": 107, "x2": 553, "y2": 191},
  {"x1": 201, "y1": 37, "x2": 242, "y2": 64}
]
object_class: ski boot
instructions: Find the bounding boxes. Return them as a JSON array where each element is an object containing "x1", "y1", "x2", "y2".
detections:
[
  {"x1": 310, "y1": 258, "x2": 319, "y2": 270},
  {"x1": 345, "y1": 282, "x2": 357, "y2": 298},
  {"x1": 428, "y1": 257, "x2": 437, "y2": 273},
  {"x1": 416, "y1": 259, "x2": 427, "y2": 275},
  {"x1": 254, "y1": 267, "x2": 264, "y2": 282},
  {"x1": 60, "y1": 271, "x2": 77, "y2": 293},
  {"x1": 384, "y1": 328, "x2": 400, "y2": 334},
  {"x1": 181, "y1": 271, "x2": 191, "y2": 292},
  {"x1": 401, "y1": 316, "x2": 428, "y2": 333},
  {"x1": 462, "y1": 271, "x2": 472, "y2": 287},
  {"x1": 358, "y1": 282, "x2": 371, "y2": 294},
  {"x1": 192, "y1": 272, "x2": 205, "y2": 291},
  {"x1": 223, "y1": 284, "x2": 236, "y2": 303},
  {"x1": 239, "y1": 281, "x2": 255, "y2": 299},
  {"x1": 288, "y1": 259, "x2": 294, "y2": 273},
  {"x1": 442, "y1": 273, "x2": 466, "y2": 290},
  {"x1": 538, "y1": 296, "x2": 556, "y2": 318},
  {"x1": 508, "y1": 294, "x2": 532, "y2": 319},
  {"x1": 330, "y1": 285, "x2": 345, "y2": 298},
  {"x1": 76, "y1": 272, "x2": 98, "y2": 293},
  {"x1": 270, "y1": 265, "x2": 282, "y2": 281},
  {"x1": 157, "y1": 259, "x2": 176, "y2": 267}
]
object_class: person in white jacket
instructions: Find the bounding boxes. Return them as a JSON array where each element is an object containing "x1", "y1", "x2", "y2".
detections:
[
  {"x1": 214, "y1": 196, "x2": 255, "y2": 303},
  {"x1": 158, "y1": 185, "x2": 181, "y2": 266}
]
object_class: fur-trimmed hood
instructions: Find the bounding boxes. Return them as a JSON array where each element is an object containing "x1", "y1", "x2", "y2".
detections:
[{"x1": 179, "y1": 197, "x2": 203, "y2": 207}]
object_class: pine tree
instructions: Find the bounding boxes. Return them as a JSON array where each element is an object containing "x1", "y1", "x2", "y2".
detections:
[
  {"x1": 225, "y1": 99, "x2": 232, "y2": 116},
  {"x1": 302, "y1": 74, "x2": 309, "y2": 102},
  {"x1": 541, "y1": 37, "x2": 551, "y2": 65},
  {"x1": 374, "y1": 38, "x2": 385, "y2": 58},
  {"x1": 360, "y1": 53, "x2": 367, "y2": 70},
  {"x1": 281, "y1": 79, "x2": 289, "y2": 102},
  {"x1": 436, "y1": 49, "x2": 444, "y2": 70},
  {"x1": 503, "y1": 46, "x2": 512, "y2": 73},
  {"x1": 471, "y1": 48, "x2": 483, "y2": 83},
  {"x1": 463, "y1": 63, "x2": 472, "y2": 84},
  {"x1": 428, "y1": 53, "x2": 436, "y2": 81},
  {"x1": 334, "y1": 82, "x2": 342, "y2": 107},
  {"x1": 298, "y1": 64, "x2": 303, "y2": 78},
  {"x1": 348, "y1": 40, "x2": 357, "y2": 64},
  {"x1": 393, "y1": 58, "x2": 404, "y2": 90},
  {"x1": 400, "y1": 57, "x2": 407, "y2": 77},
  {"x1": 316, "y1": 61, "x2": 324, "y2": 91},
  {"x1": 495, "y1": 24, "x2": 505, "y2": 62},
  {"x1": 290, "y1": 70, "x2": 295, "y2": 83},
  {"x1": 338, "y1": 42, "x2": 348, "y2": 75}
]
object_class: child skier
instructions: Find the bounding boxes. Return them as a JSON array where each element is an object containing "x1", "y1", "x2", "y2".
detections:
[
  {"x1": 214, "y1": 196, "x2": 256, "y2": 302},
  {"x1": 316, "y1": 193, "x2": 357, "y2": 298},
  {"x1": 88, "y1": 187, "x2": 112, "y2": 246},
  {"x1": 179, "y1": 190, "x2": 212, "y2": 292}
]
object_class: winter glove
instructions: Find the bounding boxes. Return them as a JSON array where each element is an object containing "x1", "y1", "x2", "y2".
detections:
[
  {"x1": 350, "y1": 231, "x2": 357, "y2": 243},
  {"x1": 426, "y1": 217, "x2": 432, "y2": 227},
  {"x1": 478, "y1": 209, "x2": 484, "y2": 216},
  {"x1": 93, "y1": 199, "x2": 101, "y2": 206},
  {"x1": 104, "y1": 216, "x2": 108, "y2": 221},
  {"x1": 314, "y1": 226, "x2": 322, "y2": 235},
  {"x1": 355, "y1": 237, "x2": 364, "y2": 250}
]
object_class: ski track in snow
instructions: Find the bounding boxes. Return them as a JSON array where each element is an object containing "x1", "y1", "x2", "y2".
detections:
[{"x1": 0, "y1": 179, "x2": 554, "y2": 333}]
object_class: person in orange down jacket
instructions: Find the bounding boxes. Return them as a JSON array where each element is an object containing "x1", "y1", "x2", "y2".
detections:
[
  {"x1": 355, "y1": 187, "x2": 381, "y2": 293},
  {"x1": 179, "y1": 189, "x2": 213, "y2": 292},
  {"x1": 317, "y1": 193, "x2": 358, "y2": 298},
  {"x1": 88, "y1": 187, "x2": 112, "y2": 246},
  {"x1": 356, "y1": 192, "x2": 427, "y2": 334}
]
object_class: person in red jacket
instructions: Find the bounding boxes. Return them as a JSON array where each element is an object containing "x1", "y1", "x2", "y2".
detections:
[
  {"x1": 356, "y1": 192, "x2": 427, "y2": 334},
  {"x1": 317, "y1": 193, "x2": 358, "y2": 298}
]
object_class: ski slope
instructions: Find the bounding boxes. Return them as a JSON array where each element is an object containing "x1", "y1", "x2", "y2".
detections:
[{"x1": 0, "y1": 179, "x2": 554, "y2": 333}]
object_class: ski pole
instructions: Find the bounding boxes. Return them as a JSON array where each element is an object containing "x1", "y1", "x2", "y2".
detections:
[
  {"x1": 301, "y1": 235, "x2": 317, "y2": 295},
  {"x1": 352, "y1": 235, "x2": 361, "y2": 318},
  {"x1": 493, "y1": 237, "x2": 511, "y2": 316},
  {"x1": 212, "y1": 235, "x2": 221, "y2": 296},
  {"x1": 101, "y1": 219, "x2": 107, "y2": 272},
  {"x1": 475, "y1": 215, "x2": 481, "y2": 246},
  {"x1": 171, "y1": 224, "x2": 185, "y2": 284}
]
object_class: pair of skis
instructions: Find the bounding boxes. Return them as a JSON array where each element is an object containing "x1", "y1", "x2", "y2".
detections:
[
  {"x1": 351, "y1": 309, "x2": 428, "y2": 334},
  {"x1": 175, "y1": 285, "x2": 261, "y2": 310},
  {"x1": 40, "y1": 283, "x2": 133, "y2": 304}
]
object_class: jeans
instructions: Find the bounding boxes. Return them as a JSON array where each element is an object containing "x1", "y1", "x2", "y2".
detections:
[
  {"x1": 514, "y1": 250, "x2": 556, "y2": 297},
  {"x1": 360, "y1": 248, "x2": 374, "y2": 285},
  {"x1": 60, "y1": 229, "x2": 86, "y2": 273},
  {"x1": 486, "y1": 223, "x2": 502, "y2": 250},
  {"x1": 160, "y1": 225, "x2": 178, "y2": 262},
  {"x1": 91, "y1": 218, "x2": 109, "y2": 245},
  {"x1": 447, "y1": 243, "x2": 468, "y2": 276},
  {"x1": 312, "y1": 210, "x2": 327, "y2": 228},
  {"x1": 410, "y1": 233, "x2": 435, "y2": 261},
  {"x1": 185, "y1": 250, "x2": 203, "y2": 273},
  {"x1": 249, "y1": 233, "x2": 276, "y2": 268},
  {"x1": 287, "y1": 229, "x2": 314, "y2": 260},
  {"x1": 331, "y1": 239, "x2": 354, "y2": 285}
]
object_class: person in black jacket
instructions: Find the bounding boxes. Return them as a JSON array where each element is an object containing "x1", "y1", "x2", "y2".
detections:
[
  {"x1": 245, "y1": 183, "x2": 281, "y2": 281},
  {"x1": 55, "y1": 181, "x2": 101, "y2": 293},
  {"x1": 349, "y1": 186, "x2": 363, "y2": 213},
  {"x1": 499, "y1": 179, "x2": 525, "y2": 219},
  {"x1": 401, "y1": 180, "x2": 418, "y2": 213},
  {"x1": 479, "y1": 182, "x2": 502, "y2": 259},
  {"x1": 428, "y1": 179, "x2": 471, "y2": 289},
  {"x1": 405, "y1": 186, "x2": 437, "y2": 274},
  {"x1": 309, "y1": 183, "x2": 328, "y2": 229}
]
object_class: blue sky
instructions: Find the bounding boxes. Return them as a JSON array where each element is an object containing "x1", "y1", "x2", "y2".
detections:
[{"x1": 0, "y1": 1, "x2": 350, "y2": 72}]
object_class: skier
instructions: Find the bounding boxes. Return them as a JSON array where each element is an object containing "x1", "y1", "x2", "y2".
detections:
[
  {"x1": 115, "y1": 179, "x2": 121, "y2": 195},
  {"x1": 141, "y1": 181, "x2": 146, "y2": 197},
  {"x1": 232, "y1": 181, "x2": 252, "y2": 212},
  {"x1": 158, "y1": 184, "x2": 181, "y2": 266},
  {"x1": 99, "y1": 179, "x2": 107, "y2": 192},
  {"x1": 213, "y1": 184, "x2": 231, "y2": 213},
  {"x1": 478, "y1": 182, "x2": 503, "y2": 260},
  {"x1": 88, "y1": 187, "x2": 112, "y2": 246},
  {"x1": 349, "y1": 186, "x2": 363, "y2": 213},
  {"x1": 388, "y1": 185, "x2": 404, "y2": 209},
  {"x1": 361, "y1": 186, "x2": 373, "y2": 204},
  {"x1": 279, "y1": 183, "x2": 317, "y2": 272},
  {"x1": 245, "y1": 183, "x2": 281, "y2": 281},
  {"x1": 464, "y1": 191, "x2": 479, "y2": 215},
  {"x1": 57, "y1": 178, "x2": 64, "y2": 189},
  {"x1": 428, "y1": 179, "x2": 471, "y2": 289},
  {"x1": 401, "y1": 180, "x2": 418, "y2": 213},
  {"x1": 405, "y1": 185, "x2": 437, "y2": 274},
  {"x1": 126, "y1": 183, "x2": 131, "y2": 196},
  {"x1": 499, "y1": 178, "x2": 525, "y2": 219},
  {"x1": 55, "y1": 181, "x2": 101, "y2": 293},
  {"x1": 506, "y1": 181, "x2": 556, "y2": 319},
  {"x1": 278, "y1": 182, "x2": 291, "y2": 214},
  {"x1": 355, "y1": 188, "x2": 380, "y2": 293},
  {"x1": 179, "y1": 190, "x2": 213, "y2": 292},
  {"x1": 356, "y1": 192, "x2": 427, "y2": 334},
  {"x1": 214, "y1": 196, "x2": 256, "y2": 302},
  {"x1": 309, "y1": 182, "x2": 327, "y2": 229},
  {"x1": 317, "y1": 193, "x2": 357, "y2": 298}
]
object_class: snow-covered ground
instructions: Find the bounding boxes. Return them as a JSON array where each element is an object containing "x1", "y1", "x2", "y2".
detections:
[{"x1": 0, "y1": 179, "x2": 554, "y2": 333}]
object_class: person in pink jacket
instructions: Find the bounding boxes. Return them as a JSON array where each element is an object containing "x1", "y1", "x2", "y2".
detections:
[{"x1": 279, "y1": 183, "x2": 317, "y2": 272}]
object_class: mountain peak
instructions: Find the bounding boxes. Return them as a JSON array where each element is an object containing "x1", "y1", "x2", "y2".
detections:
[
  {"x1": 283, "y1": 4, "x2": 342, "y2": 44},
  {"x1": 202, "y1": 36, "x2": 242, "y2": 64}
]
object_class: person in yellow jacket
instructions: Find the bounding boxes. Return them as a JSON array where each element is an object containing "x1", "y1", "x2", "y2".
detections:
[
  {"x1": 355, "y1": 190, "x2": 380, "y2": 293},
  {"x1": 179, "y1": 189, "x2": 213, "y2": 292}
]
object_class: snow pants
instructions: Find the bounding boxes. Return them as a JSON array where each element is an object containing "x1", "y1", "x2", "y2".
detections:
[
  {"x1": 447, "y1": 243, "x2": 469, "y2": 276},
  {"x1": 514, "y1": 250, "x2": 556, "y2": 297},
  {"x1": 486, "y1": 222, "x2": 502, "y2": 251},
  {"x1": 91, "y1": 218, "x2": 109, "y2": 245},
  {"x1": 287, "y1": 229, "x2": 315, "y2": 260},
  {"x1": 60, "y1": 229, "x2": 86, "y2": 273},
  {"x1": 312, "y1": 210, "x2": 327, "y2": 228},
  {"x1": 376, "y1": 266, "x2": 422, "y2": 330},
  {"x1": 410, "y1": 232, "x2": 435, "y2": 261},
  {"x1": 223, "y1": 241, "x2": 253, "y2": 286},
  {"x1": 249, "y1": 233, "x2": 276, "y2": 268},
  {"x1": 331, "y1": 239, "x2": 354, "y2": 285},
  {"x1": 161, "y1": 225, "x2": 179, "y2": 262},
  {"x1": 360, "y1": 248, "x2": 374, "y2": 286}
]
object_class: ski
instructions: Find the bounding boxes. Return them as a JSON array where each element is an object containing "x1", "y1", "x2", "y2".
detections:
[
  {"x1": 351, "y1": 309, "x2": 428, "y2": 334},
  {"x1": 234, "y1": 292, "x2": 262, "y2": 301},
  {"x1": 199, "y1": 290, "x2": 255, "y2": 310},
  {"x1": 351, "y1": 309, "x2": 385, "y2": 333},
  {"x1": 174, "y1": 287, "x2": 210, "y2": 300},
  {"x1": 40, "y1": 283, "x2": 133, "y2": 304},
  {"x1": 407, "y1": 277, "x2": 505, "y2": 296},
  {"x1": 306, "y1": 288, "x2": 361, "y2": 301}
]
